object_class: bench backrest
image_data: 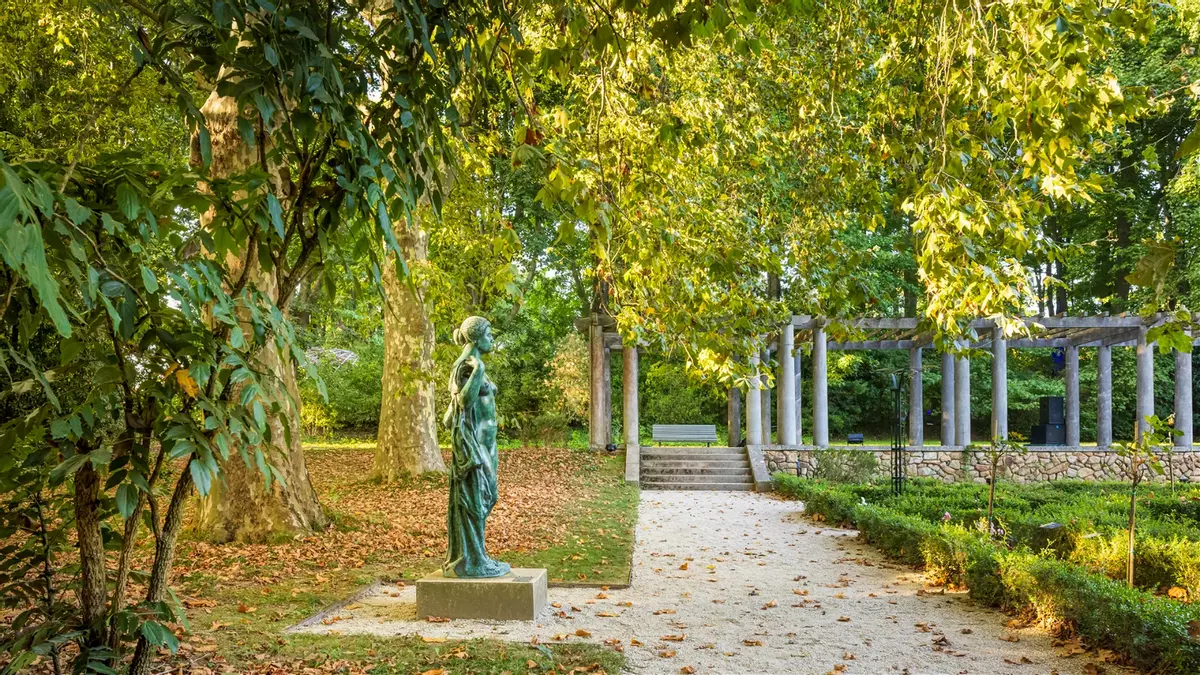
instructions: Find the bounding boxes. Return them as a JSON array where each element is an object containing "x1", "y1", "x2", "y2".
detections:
[{"x1": 652, "y1": 424, "x2": 719, "y2": 442}]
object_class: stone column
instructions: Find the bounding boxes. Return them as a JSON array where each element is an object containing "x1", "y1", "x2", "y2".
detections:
[
  {"x1": 941, "y1": 351, "x2": 955, "y2": 446},
  {"x1": 1136, "y1": 328, "x2": 1154, "y2": 441},
  {"x1": 795, "y1": 343, "x2": 804, "y2": 444},
  {"x1": 992, "y1": 329, "x2": 1008, "y2": 441},
  {"x1": 606, "y1": 347, "x2": 616, "y2": 444},
  {"x1": 1065, "y1": 345, "x2": 1080, "y2": 447},
  {"x1": 727, "y1": 386, "x2": 742, "y2": 447},
  {"x1": 778, "y1": 325, "x2": 798, "y2": 445},
  {"x1": 622, "y1": 346, "x2": 639, "y2": 449},
  {"x1": 1177, "y1": 346, "x2": 1194, "y2": 447},
  {"x1": 1097, "y1": 344, "x2": 1113, "y2": 447},
  {"x1": 623, "y1": 345, "x2": 640, "y2": 482},
  {"x1": 812, "y1": 323, "x2": 829, "y2": 448},
  {"x1": 589, "y1": 319, "x2": 606, "y2": 451},
  {"x1": 746, "y1": 351, "x2": 763, "y2": 446},
  {"x1": 761, "y1": 346, "x2": 773, "y2": 444},
  {"x1": 909, "y1": 347, "x2": 924, "y2": 447},
  {"x1": 955, "y1": 351, "x2": 971, "y2": 447}
]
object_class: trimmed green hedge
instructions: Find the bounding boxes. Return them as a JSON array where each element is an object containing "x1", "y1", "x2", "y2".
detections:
[
  {"x1": 774, "y1": 474, "x2": 1200, "y2": 673},
  {"x1": 790, "y1": 476, "x2": 1200, "y2": 600},
  {"x1": 999, "y1": 551, "x2": 1200, "y2": 672}
]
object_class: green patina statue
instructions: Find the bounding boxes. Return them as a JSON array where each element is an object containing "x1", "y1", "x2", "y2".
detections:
[{"x1": 441, "y1": 316, "x2": 511, "y2": 578}]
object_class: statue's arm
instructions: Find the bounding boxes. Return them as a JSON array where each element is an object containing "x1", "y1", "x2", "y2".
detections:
[{"x1": 460, "y1": 358, "x2": 485, "y2": 402}]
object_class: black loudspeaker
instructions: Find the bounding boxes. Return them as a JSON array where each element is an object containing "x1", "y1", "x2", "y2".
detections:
[
  {"x1": 1039, "y1": 397, "x2": 1065, "y2": 425},
  {"x1": 1031, "y1": 424, "x2": 1066, "y2": 445}
]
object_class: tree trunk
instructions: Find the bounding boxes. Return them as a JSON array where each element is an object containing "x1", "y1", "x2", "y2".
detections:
[
  {"x1": 903, "y1": 266, "x2": 917, "y2": 318},
  {"x1": 1114, "y1": 209, "x2": 1133, "y2": 308},
  {"x1": 1046, "y1": 262, "x2": 1056, "y2": 315},
  {"x1": 194, "y1": 341, "x2": 327, "y2": 541},
  {"x1": 188, "y1": 86, "x2": 327, "y2": 542},
  {"x1": 128, "y1": 468, "x2": 194, "y2": 675},
  {"x1": 1055, "y1": 259, "x2": 1068, "y2": 316},
  {"x1": 375, "y1": 220, "x2": 445, "y2": 480},
  {"x1": 74, "y1": 462, "x2": 107, "y2": 646}
]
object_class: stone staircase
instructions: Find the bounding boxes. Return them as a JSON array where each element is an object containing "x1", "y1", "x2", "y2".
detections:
[{"x1": 639, "y1": 446, "x2": 755, "y2": 491}]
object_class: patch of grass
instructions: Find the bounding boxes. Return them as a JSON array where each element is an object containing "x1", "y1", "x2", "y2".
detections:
[
  {"x1": 236, "y1": 633, "x2": 621, "y2": 674},
  {"x1": 505, "y1": 454, "x2": 638, "y2": 585}
]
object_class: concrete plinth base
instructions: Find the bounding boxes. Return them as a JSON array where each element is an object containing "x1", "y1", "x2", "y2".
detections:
[{"x1": 416, "y1": 568, "x2": 547, "y2": 621}]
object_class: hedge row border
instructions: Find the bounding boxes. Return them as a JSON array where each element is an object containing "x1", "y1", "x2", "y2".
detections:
[{"x1": 774, "y1": 474, "x2": 1200, "y2": 673}]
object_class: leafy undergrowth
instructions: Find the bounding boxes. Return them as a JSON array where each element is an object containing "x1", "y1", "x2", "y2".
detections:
[{"x1": 157, "y1": 446, "x2": 634, "y2": 673}]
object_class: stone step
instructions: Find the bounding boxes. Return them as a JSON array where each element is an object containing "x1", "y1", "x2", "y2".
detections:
[
  {"x1": 640, "y1": 459, "x2": 750, "y2": 468},
  {"x1": 640, "y1": 482, "x2": 755, "y2": 491},
  {"x1": 641, "y1": 466, "x2": 752, "y2": 476},
  {"x1": 641, "y1": 473, "x2": 754, "y2": 484},
  {"x1": 641, "y1": 450, "x2": 747, "y2": 461},
  {"x1": 648, "y1": 444, "x2": 739, "y2": 449}
]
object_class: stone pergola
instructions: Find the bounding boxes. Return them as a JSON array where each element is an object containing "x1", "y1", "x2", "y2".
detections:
[{"x1": 585, "y1": 313, "x2": 1198, "y2": 485}]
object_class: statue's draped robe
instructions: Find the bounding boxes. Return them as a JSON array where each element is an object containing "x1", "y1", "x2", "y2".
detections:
[{"x1": 442, "y1": 358, "x2": 509, "y2": 578}]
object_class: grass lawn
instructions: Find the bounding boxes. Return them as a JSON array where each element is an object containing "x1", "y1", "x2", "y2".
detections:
[{"x1": 166, "y1": 446, "x2": 636, "y2": 674}]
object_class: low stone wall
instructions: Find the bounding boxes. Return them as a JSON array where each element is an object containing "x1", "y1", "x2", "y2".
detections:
[{"x1": 762, "y1": 445, "x2": 1200, "y2": 484}]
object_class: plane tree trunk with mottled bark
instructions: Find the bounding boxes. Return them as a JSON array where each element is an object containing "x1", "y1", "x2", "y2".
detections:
[
  {"x1": 375, "y1": 219, "x2": 446, "y2": 480},
  {"x1": 186, "y1": 88, "x2": 328, "y2": 543}
]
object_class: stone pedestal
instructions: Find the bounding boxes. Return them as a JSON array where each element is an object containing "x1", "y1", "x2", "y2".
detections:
[{"x1": 416, "y1": 568, "x2": 548, "y2": 621}]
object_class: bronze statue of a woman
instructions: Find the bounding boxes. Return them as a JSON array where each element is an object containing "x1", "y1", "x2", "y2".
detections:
[{"x1": 441, "y1": 316, "x2": 511, "y2": 578}]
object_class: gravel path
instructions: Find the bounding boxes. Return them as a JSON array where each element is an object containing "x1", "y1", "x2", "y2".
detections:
[{"x1": 294, "y1": 490, "x2": 1130, "y2": 674}]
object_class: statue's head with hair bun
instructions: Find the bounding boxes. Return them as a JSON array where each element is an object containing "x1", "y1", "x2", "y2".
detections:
[{"x1": 453, "y1": 316, "x2": 494, "y2": 353}]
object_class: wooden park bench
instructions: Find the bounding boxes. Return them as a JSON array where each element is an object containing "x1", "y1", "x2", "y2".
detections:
[
  {"x1": 652, "y1": 424, "x2": 720, "y2": 447},
  {"x1": 847, "y1": 433, "x2": 865, "y2": 445}
]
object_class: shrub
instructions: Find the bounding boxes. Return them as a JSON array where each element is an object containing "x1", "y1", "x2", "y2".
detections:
[
  {"x1": 812, "y1": 449, "x2": 880, "y2": 483},
  {"x1": 515, "y1": 411, "x2": 572, "y2": 448},
  {"x1": 998, "y1": 552, "x2": 1200, "y2": 672},
  {"x1": 544, "y1": 332, "x2": 590, "y2": 424},
  {"x1": 300, "y1": 341, "x2": 385, "y2": 431}
]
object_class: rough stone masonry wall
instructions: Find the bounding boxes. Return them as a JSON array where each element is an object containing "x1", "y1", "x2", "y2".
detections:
[{"x1": 763, "y1": 446, "x2": 1200, "y2": 484}]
